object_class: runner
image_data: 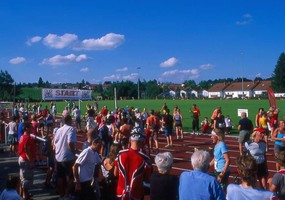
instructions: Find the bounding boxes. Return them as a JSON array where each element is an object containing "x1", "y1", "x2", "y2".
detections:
[{"x1": 190, "y1": 104, "x2": 201, "y2": 135}]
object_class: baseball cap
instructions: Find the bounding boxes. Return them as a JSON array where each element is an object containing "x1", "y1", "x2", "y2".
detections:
[{"x1": 253, "y1": 127, "x2": 266, "y2": 133}]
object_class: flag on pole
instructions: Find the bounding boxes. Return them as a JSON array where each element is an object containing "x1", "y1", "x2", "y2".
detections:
[{"x1": 267, "y1": 88, "x2": 277, "y2": 108}]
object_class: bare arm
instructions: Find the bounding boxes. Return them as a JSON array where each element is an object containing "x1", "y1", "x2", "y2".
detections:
[
  {"x1": 238, "y1": 124, "x2": 241, "y2": 131},
  {"x1": 272, "y1": 128, "x2": 282, "y2": 142},
  {"x1": 209, "y1": 158, "x2": 215, "y2": 167},
  {"x1": 73, "y1": 163, "x2": 81, "y2": 191},
  {"x1": 217, "y1": 152, "x2": 230, "y2": 182},
  {"x1": 113, "y1": 166, "x2": 118, "y2": 177}
]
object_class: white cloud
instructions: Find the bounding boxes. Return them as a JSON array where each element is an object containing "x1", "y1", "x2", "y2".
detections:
[
  {"x1": 103, "y1": 73, "x2": 138, "y2": 81},
  {"x1": 200, "y1": 64, "x2": 214, "y2": 70},
  {"x1": 162, "y1": 69, "x2": 199, "y2": 76},
  {"x1": 43, "y1": 33, "x2": 78, "y2": 49},
  {"x1": 73, "y1": 33, "x2": 125, "y2": 51},
  {"x1": 103, "y1": 74, "x2": 122, "y2": 81},
  {"x1": 122, "y1": 73, "x2": 137, "y2": 81},
  {"x1": 236, "y1": 13, "x2": 253, "y2": 25},
  {"x1": 116, "y1": 67, "x2": 128, "y2": 72},
  {"x1": 160, "y1": 57, "x2": 179, "y2": 68},
  {"x1": 26, "y1": 36, "x2": 42, "y2": 46},
  {"x1": 9, "y1": 57, "x2": 26, "y2": 64},
  {"x1": 160, "y1": 68, "x2": 200, "y2": 82},
  {"x1": 76, "y1": 54, "x2": 88, "y2": 62},
  {"x1": 80, "y1": 67, "x2": 89, "y2": 72},
  {"x1": 41, "y1": 54, "x2": 88, "y2": 66}
]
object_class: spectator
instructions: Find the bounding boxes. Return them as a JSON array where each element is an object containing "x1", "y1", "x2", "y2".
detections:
[
  {"x1": 44, "y1": 127, "x2": 56, "y2": 189},
  {"x1": 255, "y1": 108, "x2": 264, "y2": 127},
  {"x1": 0, "y1": 108, "x2": 7, "y2": 143},
  {"x1": 18, "y1": 115, "x2": 28, "y2": 141},
  {"x1": 209, "y1": 129, "x2": 230, "y2": 192},
  {"x1": 259, "y1": 111, "x2": 269, "y2": 151},
  {"x1": 73, "y1": 138, "x2": 102, "y2": 200},
  {"x1": 101, "y1": 144, "x2": 121, "y2": 200},
  {"x1": 53, "y1": 115, "x2": 77, "y2": 199},
  {"x1": 98, "y1": 117, "x2": 112, "y2": 158},
  {"x1": 45, "y1": 110, "x2": 54, "y2": 135},
  {"x1": 51, "y1": 102, "x2": 57, "y2": 117},
  {"x1": 114, "y1": 128, "x2": 152, "y2": 200},
  {"x1": 211, "y1": 106, "x2": 222, "y2": 124},
  {"x1": 224, "y1": 115, "x2": 234, "y2": 134},
  {"x1": 119, "y1": 118, "x2": 132, "y2": 149},
  {"x1": 72, "y1": 105, "x2": 81, "y2": 131},
  {"x1": 146, "y1": 110, "x2": 160, "y2": 153},
  {"x1": 245, "y1": 127, "x2": 268, "y2": 189},
  {"x1": 268, "y1": 151, "x2": 285, "y2": 199},
  {"x1": 201, "y1": 117, "x2": 211, "y2": 134},
  {"x1": 82, "y1": 128, "x2": 96, "y2": 150},
  {"x1": 150, "y1": 152, "x2": 178, "y2": 200},
  {"x1": 7, "y1": 116, "x2": 18, "y2": 155},
  {"x1": 213, "y1": 111, "x2": 225, "y2": 133},
  {"x1": 18, "y1": 122, "x2": 35, "y2": 200},
  {"x1": 161, "y1": 108, "x2": 174, "y2": 148},
  {"x1": 272, "y1": 120, "x2": 285, "y2": 171},
  {"x1": 238, "y1": 112, "x2": 253, "y2": 155},
  {"x1": 0, "y1": 175, "x2": 22, "y2": 200},
  {"x1": 179, "y1": 150, "x2": 225, "y2": 200},
  {"x1": 226, "y1": 155, "x2": 274, "y2": 200},
  {"x1": 61, "y1": 106, "x2": 69, "y2": 118}
]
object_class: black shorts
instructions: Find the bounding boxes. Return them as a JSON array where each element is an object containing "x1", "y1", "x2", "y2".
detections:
[
  {"x1": 175, "y1": 121, "x2": 182, "y2": 127},
  {"x1": 56, "y1": 160, "x2": 74, "y2": 179},
  {"x1": 257, "y1": 162, "x2": 268, "y2": 179}
]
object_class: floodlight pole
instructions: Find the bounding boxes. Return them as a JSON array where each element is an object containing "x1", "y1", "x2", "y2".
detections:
[
  {"x1": 137, "y1": 67, "x2": 140, "y2": 100},
  {"x1": 241, "y1": 51, "x2": 244, "y2": 99}
]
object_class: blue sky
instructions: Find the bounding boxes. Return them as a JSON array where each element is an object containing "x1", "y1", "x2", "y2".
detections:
[{"x1": 0, "y1": 0, "x2": 284, "y2": 84}]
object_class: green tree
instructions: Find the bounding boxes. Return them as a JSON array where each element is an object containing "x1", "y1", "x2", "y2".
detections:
[
  {"x1": 38, "y1": 77, "x2": 44, "y2": 87},
  {"x1": 0, "y1": 70, "x2": 14, "y2": 100},
  {"x1": 272, "y1": 52, "x2": 285, "y2": 92},
  {"x1": 145, "y1": 80, "x2": 162, "y2": 99},
  {"x1": 183, "y1": 80, "x2": 197, "y2": 90}
]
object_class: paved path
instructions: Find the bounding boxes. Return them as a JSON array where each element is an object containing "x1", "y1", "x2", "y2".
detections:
[{"x1": 0, "y1": 144, "x2": 59, "y2": 200}]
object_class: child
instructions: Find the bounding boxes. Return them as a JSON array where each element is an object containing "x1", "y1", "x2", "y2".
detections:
[
  {"x1": 224, "y1": 115, "x2": 234, "y2": 134},
  {"x1": 201, "y1": 117, "x2": 211, "y2": 134}
]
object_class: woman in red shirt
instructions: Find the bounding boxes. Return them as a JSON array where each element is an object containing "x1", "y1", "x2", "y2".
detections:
[{"x1": 18, "y1": 122, "x2": 35, "y2": 200}]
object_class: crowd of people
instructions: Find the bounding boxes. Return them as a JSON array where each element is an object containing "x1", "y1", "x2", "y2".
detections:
[{"x1": 0, "y1": 100, "x2": 285, "y2": 199}]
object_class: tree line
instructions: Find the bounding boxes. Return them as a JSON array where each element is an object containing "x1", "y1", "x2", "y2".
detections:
[{"x1": 1, "y1": 52, "x2": 285, "y2": 101}]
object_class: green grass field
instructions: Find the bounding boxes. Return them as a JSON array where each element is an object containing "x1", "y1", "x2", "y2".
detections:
[{"x1": 39, "y1": 99, "x2": 285, "y2": 133}]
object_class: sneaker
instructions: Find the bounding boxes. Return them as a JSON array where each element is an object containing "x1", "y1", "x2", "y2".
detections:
[
  {"x1": 181, "y1": 135, "x2": 184, "y2": 139},
  {"x1": 177, "y1": 136, "x2": 179, "y2": 139}
]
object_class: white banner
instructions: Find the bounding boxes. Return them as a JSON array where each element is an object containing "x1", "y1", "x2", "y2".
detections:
[
  {"x1": 237, "y1": 109, "x2": 249, "y2": 117},
  {"x1": 42, "y1": 88, "x2": 92, "y2": 101}
]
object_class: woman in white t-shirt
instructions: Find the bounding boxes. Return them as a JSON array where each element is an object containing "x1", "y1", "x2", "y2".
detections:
[{"x1": 6, "y1": 116, "x2": 18, "y2": 155}]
